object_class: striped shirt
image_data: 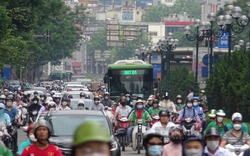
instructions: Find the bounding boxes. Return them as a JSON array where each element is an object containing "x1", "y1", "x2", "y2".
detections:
[{"x1": 222, "y1": 130, "x2": 250, "y2": 145}]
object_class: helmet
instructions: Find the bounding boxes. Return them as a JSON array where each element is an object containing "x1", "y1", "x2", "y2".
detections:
[
  {"x1": 176, "y1": 95, "x2": 182, "y2": 99},
  {"x1": 5, "y1": 96, "x2": 13, "y2": 101},
  {"x1": 159, "y1": 109, "x2": 170, "y2": 116},
  {"x1": 104, "y1": 92, "x2": 109, "y2": 95},
  {"x1": 27, "y1": 122, "x2": 35, "y2": 134},
  {"x1": 32, "y1": 96, "x2": 39, "y2": 101},
  {"x1": 205, "y1": 127, "x2": 220, "y2": 137},
  {"x1": 135, "y1": 99, "x2": 144, "y2": 105},
  {"x1": 73, "y1": 121, "x2": 110, "y2": 147},
  {"x1": 80, "y1": 92, "x2": 85, "y2": 97},
  {"x1": 0, "y1": 95, "x2": 6, "y2": 99},
  {"x1": 120, "y1": 96, "x2": 126, "y2": 101},
  {"x1": 48, "y1": 102, "x2": 56, "y2": 107},
  {"x1": 201, "y1": 90, "x2": 205, "y2": 93},
  {"x1": 34, "y1": 91, "x2": 38, "y2": 95},
  {"x1": 216, "y1": 109, "x2": 226, "y2": 116},
  {"x1": 125, "y1": 94, "x2": 130, "y2": 97},
  {"x1": 232, "y1": 112, "x2": 243, "y2": 122},
  {"x1": 78, "y1": 99, "x2": 84, "y2": 104},
  {"x1": 147, "y1": 97, "x2": 154, "y2": 101},
  {"x1": 34, "y1": 120, "x2": 52, "y2": 139},
  {"x1": 192, "y1": 97, "x2": 199, "y2": 101},
  {"x1": 61, "y1": 97, "x2": 68, "y2": 102},
  {"x1": 94, "y1": 96, "x2": 100, "y2": 101},
  {"x1": 208, "y1": 109, "x2": 216, "y2": 118},
  {"x1": 153, "y1": 99, "x2": 159, "y2": 104},
  {"x1": 143, "y1": 129, "x2": 163, "y2": 147},
  {"x1": 169, "y1": 125, "x2": 183, "y2": 135}
]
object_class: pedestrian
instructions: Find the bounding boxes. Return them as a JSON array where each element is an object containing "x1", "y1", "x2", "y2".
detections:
[{"x1": 71, "y1": 121, "x2": 111, "y2": 156}]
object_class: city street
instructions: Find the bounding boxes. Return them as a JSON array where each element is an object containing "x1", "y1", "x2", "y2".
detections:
[{"x1": 17, "y1": 128, "x2": 145, "y2": 156}]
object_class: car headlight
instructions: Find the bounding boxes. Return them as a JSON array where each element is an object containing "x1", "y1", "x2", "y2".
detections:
[{"x1": 110, "y1": 141, "x2": 118, "y2": 151}]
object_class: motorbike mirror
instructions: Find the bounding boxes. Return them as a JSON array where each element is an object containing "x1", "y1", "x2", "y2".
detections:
[{"x1": 23, "y1": 126, "x2": 28, "y2": 132}]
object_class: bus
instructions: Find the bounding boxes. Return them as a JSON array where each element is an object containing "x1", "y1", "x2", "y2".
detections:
[
  {"x1": 49, "y1": 70, "x2": 73, "y2": 82},
  {"x1": 104, "y1": 60, "x2": 153, "y2": 100}
]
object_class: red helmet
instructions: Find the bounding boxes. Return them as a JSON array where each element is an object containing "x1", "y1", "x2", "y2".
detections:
[{"x1": 27, "y1": 122, "x2": 35, "y2": 134}]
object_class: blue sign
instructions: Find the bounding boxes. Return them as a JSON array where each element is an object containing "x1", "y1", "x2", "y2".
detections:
[
  {"x1": 218, "y1": 32, "x2": 229, "y2": 48},
  {"x1": 202, "y1": 67, "x2": 214, "y2": 78},
  {"x1": 151, "y1": 54, "x2": 159, "y2": 60},
  {"x1": 152, "y1": 64, "x2": 161, "y2": 79},
  {"x1": 202, "y1": 54, "x2": 215, "y2": 66}
]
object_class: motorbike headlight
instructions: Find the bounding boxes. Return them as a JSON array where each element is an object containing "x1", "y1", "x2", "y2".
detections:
[{"x1": 32, "y1": 111, "x2": 38, "y2": 115}]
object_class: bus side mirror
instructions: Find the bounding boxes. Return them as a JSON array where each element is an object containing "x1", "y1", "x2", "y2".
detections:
[{"x1": 103, "y1": 73, "x2": 108, "y2": 83}]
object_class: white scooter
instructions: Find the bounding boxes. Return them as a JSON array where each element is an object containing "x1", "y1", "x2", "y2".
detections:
[
  {"x1": 131, "y1": 119, "x2": 147, "y2": 154},
  {"x1": 225, "y1": 144, "x2": 250, "y2": 156},
  {"x1": 104, "y1": 106, "x2": 114, "y2": 124}
]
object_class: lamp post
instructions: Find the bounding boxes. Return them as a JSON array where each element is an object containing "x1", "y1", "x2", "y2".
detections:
[
  {"x1": 156, "y1": 32, "x2": 178, "y2": 96},
  {"x1": 184, "y1": 19, "x2": 201, "y2": 97}
]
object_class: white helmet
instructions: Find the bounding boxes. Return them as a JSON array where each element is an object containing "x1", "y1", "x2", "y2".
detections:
[
  {"x1": 0, "y1": 95, "x2": 6, "y2": 99},
  {"x1": 48, "y1": 102, "x2": 56, "y2": 107},
  {"x1": 232, "y1": 112, "x2": 243, "y2": 122}
]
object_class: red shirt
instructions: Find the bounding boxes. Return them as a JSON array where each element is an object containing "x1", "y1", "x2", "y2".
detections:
[
  {"x1": 137, "y1": 110, "x2": 143, "y2": 119},
  {"x1": 21, "y1": 143, "x2": 63, "y2": 156}
]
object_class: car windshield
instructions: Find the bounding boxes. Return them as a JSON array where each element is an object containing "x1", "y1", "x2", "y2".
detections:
[
  {"x1": 70, "y1": 100, "x2": 93, "y2": 109},
  {"x1": 48, "y1": 115, "x2": 110, "y2": 136}
]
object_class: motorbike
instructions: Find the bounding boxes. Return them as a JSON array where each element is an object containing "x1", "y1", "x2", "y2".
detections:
[
  {"x1": 17, "y1": 104, "x2": 28, "y2": 126},
  {"x1": 149, "y1": 114, "x2": 160, "y2": 128},
  {"x1": 104, "y1": 107, "x2": 114, "y2": 124},
  {"x1": 5, "y1": 119, "x2": 19, "y2": 154},
  {"x1": 180, "y1": 117, "x2": 200, "y2": 136},
  {"x1": 115, "y1": 116, "x2": 129, "y2": 151},
  {"x1": 28, "y1": 107, "x2": 40, "y2": 124},
  {"x1": 225, "y1": 144, "x2": 249, "y2": 156},
  {"x1": 171, "y1": 111, "x2": 180, "y2": 123},
  {"x1": 131, "y1": 119, "x2": 147, "y2": 154}
]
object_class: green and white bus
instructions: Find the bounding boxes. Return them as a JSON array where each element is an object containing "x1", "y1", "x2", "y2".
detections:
[{"x1": 104, "y1": 60, "x2": 153, "y2": 100}]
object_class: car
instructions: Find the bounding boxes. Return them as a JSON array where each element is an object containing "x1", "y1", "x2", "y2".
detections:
[
  {"x1": 24, "y1": 90, "x2": 45, "y2": 96},
  {"x1": 70, "y1": 98, "x2": 93, "y2": 110},
  {"x1": 63, "y1": 91, "x2": 94, "y2": 100},
  {"x1": 64, "y1": 84, "x2": 86, "y2": 91},
  {"x1": 24, "y1": 87, "x2": 47, "y2": 94},
  {"x1": 43, "y1": 110, "x2": 121, "y2": 156}
]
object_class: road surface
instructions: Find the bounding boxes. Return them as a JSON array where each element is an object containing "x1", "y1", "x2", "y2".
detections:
[{"x1": 17, "y1": 128, "x2": 145, "y2": 156}]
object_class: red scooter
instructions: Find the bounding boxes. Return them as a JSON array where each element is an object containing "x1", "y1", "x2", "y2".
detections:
[
  {"x1": 115, "y1": 116, "x2": 129, "y2": 151},
  {"x1": 150, "y1": 114, "x2": 160, "y2": 128}
]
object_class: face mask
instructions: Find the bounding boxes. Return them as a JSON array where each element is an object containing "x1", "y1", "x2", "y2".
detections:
[
  {"x1": 185, "y1": 148, "x2": 203, "y2": 156},
  {"x1": 62, "y1": 102, "x2": 67, "y2": 106},
  {"x1": 216, "y1": 117, "x2": 224, "y2": 123},
  {"x1": 126, "y1": 98, "x2": 130, "y2": 101},
  {"x1": 40, "y1": 97, "x2": 44, "y2": 100},
  {"x1": 153, "y1": 104, "x2": 158, "y2": 107},
  {"x1": 78, "y1": 106, "x2": 84, "y2": 110},
  {"x1": 177, "y1": 100, "x2": 182, "y2": 103},
  {"x1": 193, "y1": 102, "x2": 198, "y2": 106},
  {"x1": 104, "y1": 96, "x2": 108, "y2": 100},
  {"x1": 233, "y1": 124, "x2": 242, "y2": 130},
  {"x1": 137, "y1": 105, "x2": 143, "y2": 109},
  {"x1": 0, "y1": 109, "x2": 4, "y2": 115},
  {"x1": 86, "y1": 153, "x2": 108, "y2": 156},
  {"x1": 33, "y1": 101, "x2": 38, "y2": 104},
  {"x1": 187, "y1": 103, "x2": 192, "y2": 107},
  {"x1": 29, "y1": 135, "x2": 37, "y2": 142},
  {"x1": 206, "y1": 140, "x2": 219, "y2": 150},
  {"x1": 148, "y1": 145, "x2": 163, "y2": 156},
  {"x1": 164, "y1": 97, "x2": 169, "y2": 100},
  {"x1": 121, "y1": 102, "x2": 126, "y2": 106},
  {"x1": 6, "y1": 102, "x2": 12, "y2": 107},
  {"x1": 170, "y1": 135, "x2": 182, "y2": 144},
  {"x1": 94, "y1": 101, "x2": 99, "y2": 104}
]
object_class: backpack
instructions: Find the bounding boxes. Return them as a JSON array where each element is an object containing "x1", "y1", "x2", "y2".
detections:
[{"x1": 182, "y1": 107, "x2": 196, "y2": 119}]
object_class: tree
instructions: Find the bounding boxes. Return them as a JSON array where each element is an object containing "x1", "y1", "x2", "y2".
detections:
[
  {"x1": 142, "y1": 5, "x2": 170, "y2": 22},
  {"x1": 158, "y1": 67, "x2": 194, "y2": 101},
  {"x1": 206, "y1": 50, "x2": 250, "y2": 119},
  {"x1": 171, "y1": 0, "x2": 201, "y2": 19}
]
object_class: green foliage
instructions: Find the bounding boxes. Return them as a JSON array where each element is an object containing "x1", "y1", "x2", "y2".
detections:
[
  {"x1": 142, "y1": 0, "x2": 201, "y2": 22},
  {"x1": 158, "y1": 67, "x2": 194, "y2": 100},
  {"x1": 206, "y1": 50, "x2": 250, "y2": 120}
]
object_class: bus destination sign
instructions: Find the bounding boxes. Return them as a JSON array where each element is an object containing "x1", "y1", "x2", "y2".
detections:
[{"x1": 123, "y1": 70, "x2": 137, "y2": 75}]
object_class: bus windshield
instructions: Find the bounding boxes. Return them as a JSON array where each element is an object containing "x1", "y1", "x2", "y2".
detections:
[{"x1": 108, "y1": 69, "x2": 153, "y2": 99}]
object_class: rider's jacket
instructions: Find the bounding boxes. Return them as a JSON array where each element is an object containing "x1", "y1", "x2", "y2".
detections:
[
  {"x1": 204, "y1": 146, "x2": 231, "y2": 156},
  {"x1": 175, "y1": 104, "x2": 185, "y2": 111},
  {"x1": 91, "y1": 103, "x2": 104, "y2": 111},
  {"x1": 4, "y1": 107, "x2": 18, "y2": 120},
  {"x1": 204, "y1": 121, "x2": 228, "y2": 137},
  {"x1": 27, "y1": 104, "x2": 42, "y2": 115},
  {"x1": 148, "y1": 107, "x2": 162, "y2": 115},
  {"x1": 128, "y1": 109, "x2": 151, "y2": 126},
  {"x1": 192, "y1": 105, "x2": 205, "y2": 118},
  {"x1": 115, "y1": 105, "x2": 131, "y2": 117},
  {"x1": 0, "y1": 141, "x2": 12, "y2": 156},
  {"x1": 227, "y1": 122, "x2": 249, "y2": 133},
  {"x1": 100, "y1": 99, "x2": 112, "y2": 107},
  {"x1": 0, "y1": 112, "x2": 10, "y2": 126},
  {"x1": 21, "y1": 144, "x2": 63, "y2": 156},
  {"x1": 151, "y1": 121, "x2": 175, "y2": 136},
  {"x1": 159, "y1": 100, "x2": 176, "y2": 112},
  {"x1": 177, "y1": 107, "x2": 200, "y2": 121},
  {"x1": 17, "y1": 140, "x2": 31, "y2": 155},
  {"x1": 222, "y1": 130, "x2": 250, "y2": 145}
]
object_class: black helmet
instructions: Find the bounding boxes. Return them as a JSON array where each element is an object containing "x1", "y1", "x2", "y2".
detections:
[
  {"x1": 80, "y1": 92, "x2": 85, "y2": 97},
  {"x1": 159, "y1": 109, "x2": 170, "y2": 116},
  {"x1": 5, "y1": 96, "x2": 13, "y2": 101},
  {"x1": 153, "y1": 99, "x2": 159, "y2": 104},
  {"x1": 62, "y1": 97, "x2": 68, "y2": 102},
  {"x1": 40, "y1": 94, "x2": 46, "y2": 98},
  {"x1": 32, "y1": 96, "x2": 39, "y2": 101},
  {"x1": 94, "y1": 96, "x2": 100, "y2": 101},
  {"x1": 143, "y1": 129, "x2": 163, "y2": 148},
  {"x1": 205, "y1": 127, "x2": 220, "y2": 137},
  {"x1": 34, "y1": 91, "x2": 38, "y2": 95},
  {"x1": 120, "y1": 96, "x2": 126, "y2": 101}
]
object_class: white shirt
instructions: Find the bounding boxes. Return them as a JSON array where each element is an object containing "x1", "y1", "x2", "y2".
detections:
[
  {"x1": 159, "y1": 100, "x2": 176, "y2": 112},
  {"x1": 58, "y1": 106, "x2": 71, "y2": 110},
  {"x1": 151, "y1": 121, "x2": 175, "y2": 136},
  {"x1": 187, "y1": 92, "x2": 194, "y2": 100},
  {"x1": 204, "y1": 146, "x2": 232, "y2": 156},
  {"x1": 115, "y1": 106, "x2": 131, "y2": 117}
]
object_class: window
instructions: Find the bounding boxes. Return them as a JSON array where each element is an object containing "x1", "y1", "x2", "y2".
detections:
[{"x1": 149, "y1": 31, "x2": 158, "y2": 36}]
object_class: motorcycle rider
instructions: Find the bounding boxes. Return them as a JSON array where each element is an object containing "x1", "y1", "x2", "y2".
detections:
[
  {"x1": 202, "y1": 109, "x2": 216, "y2": 134},
  {"x1": 17, "y1": 122, "x2": 37, "y2": 155},
  {"x1": 175, "y1": 95, "x2": 185, "y2": 111},
  {"x1": 59, "y1": 97, "x2": 71, "y2": 110},
  {"x1": 124, "y1": 94, "x2": 133, "y2": 108},
  {"x1": 4, "y1": 96, "x2": 19, "y2": 121},
  {"x1": 182, "y1": 135, "x2": 204, "y2": 156},
  {"x1": 145, "y1": 97, "x2": 154, "y2": 110},
  {"x1": 204, "y1": 109, "x2": 227, "y2": 137},
  {"x1": 148, "y1": 99, "x2": 162, "y2": 115},
  {"x1": 100, "y1": 92, "x2": 112, "y2": 107},
  {"x1": 33, "y1": 91, "x2": 39, "y2": 97},
  {"x1": 127, "y1": 99, "x2": 152, "y2": 146},
  {"x1": 192, "y1": 97, "x2": 205, "y2": 120},
  {"x1": 48, "y1": 102, "x2": 56, "y2": 111},
  {"x1": 159, "y1": 93, "x2": 176, "y2": 112},
  {"x1": 71, "y1": 121, "x2": 111, "y2": 156},
  {"x1": 79, "y1": 92, "x2": 85, "y2": 99},
  {"x1": 91, "y1": 96, "x2": 104, "y2": 111},
  {"x1": 220, "y1": 112, "x2": 250, "y2": 147},
  {"x1": 151, "y1": 109, "x2": 175, "y2": 140},
  {"x1": 77, "y1": 100, "x2": 85, "y2": 110},
  {"x1": 52, "y1": 95, "x2": 61, "y2": 110},
  {"x1": 226, "y1": 112, "x2": 248, "y2": 133},
  {"x1": 204, "y1": 127, "x2": 231, "y2": 156},
  {"x1": 113, "y1": 96, "x2": 132, "y2": 132},
  {"x1": 39, "y1": 94, "x2": 46, "y2": 105},
  {"x1": 163, "y1": 125, "x2": 183, "y2": 156},
  {"x1": 21, "y1": 120, "x2": 62, "y2": 156},
  {"x1": 176, "y1": 99, "x2": 200, "y2": 123},
  {"x1": 27, "y1": 96, "x2": 42, "y2": 122},
  {"x1": 143, "y1": 129, "x2": 164, "y2": 156}
]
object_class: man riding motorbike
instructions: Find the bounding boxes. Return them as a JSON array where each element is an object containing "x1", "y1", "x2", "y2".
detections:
[
  {"x1": 27, "y1": 96, "x2": 42, "y2": 123},
  {"x1": 151, "y1": 109, "x2": 175, "y2": 142},
  {"x1": 159, "y1": 94, "x2": 176, "y2": 112},
  {"x1": 204, "y1": 109, "x2": 227, "y2": 137},
  {"x1": 175, "y1": 95, "x2": 185, "y2": 111},
  {"x1": 79, "y1": 92, "x2": 85, "y2": 99},
  {"x1": 17, "y1": 122, "x2": 37, "y2": 155},
  {"x1": 47, "y1": 102, "x2": 56, "y2": 111},
  {"x1": 77, "y1": 100, "x2": 86, "y2": 110},
  {"x1": 59, "y1": 97, "x2": 71, "y2": 110},
  {"x1": 202, "y1": 109, "x2": 216, "y2": 134},
  {"x1": 127, "y1": 99, "x2": 152, "y2": 147},
  {"x1": 145, "y1": 97, "x2": 154, "y2": 110},
  {"x1": 100, "y1": 92, "x2": 112, "y2": 107},
  {"x1": 192, "y1": 97, "x2": 205, "y2": 120},
  {"x1": 52, "y1": 95, "x2": 61, "y2": 110},
  {"x1": 21, "y1": 120, "x2": 62, "y2": 156},
  {"x1": 226, "y1": 112, "x2": 248, "y2": 133},
  {"x1": 113, "y1": 96, "x2": 131, "y2": 132},
  {"x1": 125, "y1": 94, "x2": 134, "y2": 108},
  {"x1": 148, "y1": 99, "x2": 162, "y2": 115},
  {"x1": 143, "y1": 129, "x2": 164, "y2": 156},
  {"x1": 91, "y1": 96, "x2": 104, "y2": 111}
]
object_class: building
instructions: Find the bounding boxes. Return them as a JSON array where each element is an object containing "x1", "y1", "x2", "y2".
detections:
[{"x1": 160, "y1": 0, "x2": 176, "y2": 7}]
